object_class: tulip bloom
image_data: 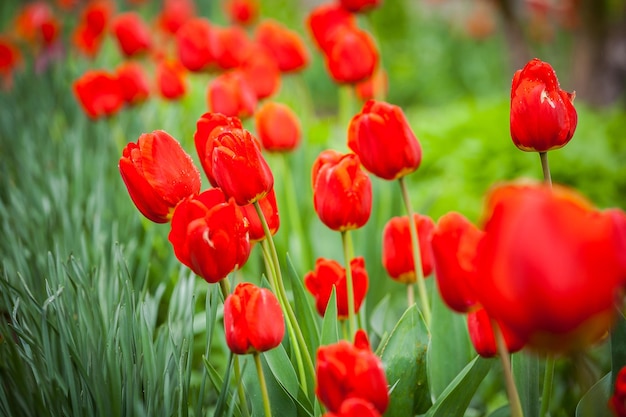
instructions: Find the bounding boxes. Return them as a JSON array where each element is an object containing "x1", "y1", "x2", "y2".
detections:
[
  {"x1": 211, "y1": 128, "x2": 274, "y2": 205},
  {"x1": 348, "y1": 100, "x2": 422, "y2": 180},
  {"x1": 323, "y1": 25, "x2": 378, "y2": 84},
  {"x1": 431, "y1": 212, "x2": 482, "y2": 313},
  {"x1": 610, "y1": 366, "x2": 626, "y2": 417},
  {"x1": 224, "y1": 0, "x2": 259, "y2": 25},
  {"x1": 355, "y1": 69, "x2": 388, "y2": 102},
  {"x1": 510, "y1": 58, "x2": 577, "y2": 152},
  {"x1": 212, "y1": 25, "x2": 251, "y2": 70},
  {"x1": 115, "y1": 62, "x2": 150, "y2": 105},
  {"x1": 119, "y1": 130, "x2": 201, "y2": 223},
  {"x1": 73, "y1": 69, "x2": 124, "y2": 119},
  {"x1": 110, "y1": 12, "x2": 152, "y2": 57},
  {"x1": 239, "y1": 188, "x2": 280, "y2": 242},
  {"x1": 72, "y1": 0, "x2": 113, "y2": 57},
  {"x1": 207, "y1": 70, "x2": 257, "y2": 118},
  {"x1": 323, "y1": 398, "x2": 382, "y2": 417},
  {"x1": 0, "y1": 37, "x2": 22, "y2": 90},
  {"x1": 240, "y1": 48, "x2": 281, "y2": 100},
  {"x1": 156, "y1": 58, "x2": 187, "y2": 100},
  {"x1": 382, "y1": 214, "x2": 435, "y2": 284},
  {"x1": 255, "y1": 101, "x2": 301, "y2": 152},
  {"x1": 15, "y1": 2, "x2": 60, "y2": 47},
  {"x1": 307, "y1": 3, "x2": 355, "y2": 52},
  {"x1": 224, "y1": 282, "x2": 284, "y2": 354},
  {"x1": 255, "y1": 20, "x2": 310, "y2": 73},
  {"x1": 304, "y1": 257, "x2": 369, "y2": 319},
  {"x1": 316, "y1": 330, "x2": 389, "y2": 414},
  {"x1": 312, "y1": 150, "x2": 372, "y2": 232},
  {"x1": 176, "y1": 18, "x2": 216, "y2": 72},
  {"x1": 339, "y1": 0, "x2": 382, "y2": 13},
  {"x1": 168, "y1": 189, "x2": 250, "y2": 283},
  {"x1": 467, "y1": 308, "x2": 525, "y2": 358},
  {"x1": 476, "y1": 183, "x2": 626, "y2": 352},
  {"x1": 194, "y1": 112, "x2": 244, "y2": 187},
  {"x1": 157, "y1": 0, "x2": 195, "y2": 35}
]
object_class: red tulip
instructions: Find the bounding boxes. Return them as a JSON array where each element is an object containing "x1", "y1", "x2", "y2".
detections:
[
  {"x1": 0, "y1": 37, "x2": 22, "y2": 90},
  {"x1": 168, "y1": 189, "x2": 251, "y2": 282},
  {"x1": 15, "y1": 2, "x2": 60, "y2": 47},
  {"x1": 207, "y1": 70, "x2": 257, "y2": 118},
  {"x1": 224, "y1": 0, "x2": 259, "y2": 26},
  {"x1": 476, "y1": 183, "x2": 626, "y2": 352},
  {"x1": 212, "y1": 25, "x2": 252, "y2": 70},
  {"x1": 156, "y1": 58, "x2": 187, "y2": 100},
  {"x1": 510, "y1": 58, "x2": 577, "y2": 152},
  {"x1": 304, "y1": 257, "x2": 369, "y2": 319},
  {"x1": 348, "y1": 100, "x2": 422, "y2": 180},
  {"x1": 312, "y1": 150, "x2": 372, "y2": 232},
  {"x1": 194, "y1": 112, "x2": 244, "y2": 187},
  {"x1": 211, "y1": 128, "x2": 274, "y2": 205},
  {"x1": 72, "y1": 0, "x2": 113, "y2": 57},
  {"x1": 176, "y1": 18, "x2": 216, "y2": 72},
  {"x1": 323, "y1": 25, "x2": 378, "y2": 84},
  {"x1": 382, "y1": 213, "x2": 435, "y2": 284},
  {"x1": 224, "y1": 282, "x2": 284, "y2": 354},
  {"x1": 467, "y1": 308, "x2": 525, "y2": 358},
  {"x1": 431, "y1": 212, "x2": 482, "y2": 313},
  {"x1": 322, "y1": 398, "x2": 382, "y2": 417},
  {"x1": 119, "y1": 130, "x2": 201, "y2": 223},
  {"x1": 339, "y1": 0, "x2": 382, "y2": 13},
  {"x1": 355, "y1": 69, "x2": 388, "y2": 102},
  {"x1": 73, "y1": 69, "x2": 124, "y2": 119},
  {"x1": 610, "y1": 366, "x2": 626, "y2": 417},
  {"x1": 157, "y1": 0, "x2": 196, "y2": 35},
  {"x1": 239, "y1": 188, "x2": 280, "y2": 242},
  {"x1": 115, "y1": 62, "x2": 150, "y2": 105},
  {"x1": 316, "y1": 330, "x2": 389, "y2": 414},
  {"x1": 307, "y1": 3, "x2": 355, "y2": 52},
  {"x1": 255, "y1": 101, "x2": 301, "y2": 152},
  {"x1": 111, "y1": 12, "x2": 152, "y2": 57},
  {"x1": 240, "y1": 47, "x2": 281, "y2": 100},
  {"x1": 255, "y1": 20, "x2": 310, "y2": 73}
]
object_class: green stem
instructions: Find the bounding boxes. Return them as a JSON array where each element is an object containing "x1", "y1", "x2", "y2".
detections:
[
  {"x1": 338, "y1": 84, "x2": 357, "y2": 131},
  {"x1": 219, "y1": 279, "x2": 250, "y2": 417},
  {"x1": 493, "y1": 320, "x2": 524, "y2": 417},
  {"x1": 540, "y1": 356, "x2": 555, "y2": 417},
  {"x1": 341, "y1": 231, "x2": 358, "y2": 339},
  {"x1": 254, "y1": 353, "x2": 273, "y2": 417},
  {"x1": 398, "y1": 177, "x2": 431, "y2": 324},
  {"x1": 539, "y1": 151, "x2": 552, "y2": 187},
  {"x1": 254, "y1": 202, "x2": 316, "y2": 381}
]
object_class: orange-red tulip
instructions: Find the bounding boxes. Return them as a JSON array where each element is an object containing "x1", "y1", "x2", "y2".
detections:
[
  {"x1": 207, "y1": 70, "x2": 257, "y2": 118},
  {"x1": 73, "y1": 69, "x2": 125, "y2": 119},
  {"x1": 307, "y1": 3, "x2": 355, "y2": 52},
  {"x1": 322, "y1": 398, "x2": 382, "y2": 417},
  {"x1": 119, "y1": 130, "x2": 201, "y2": 223},
  {"x1": 224, "y1": 282, "x2": 284, "y2": 354},
  {"x1": 111, "y1": 12, "x2": 152, "y2": 57},
  {"x1": 323, "y1": 25, "x2": 378, "y2": 84},
  {"x1": 355, "y1": 69, "x2": 387, "y2": 102},
  {"x1": 610, "y1": 366, "x2": 626, "y2": 417},
  {"x1": 156, "y1": 58, "x2": 187, "y2": 100},
  {"x1": 212, "y1": 25, "x2": 252, "y2": 70},
  {"x1": 157, "y1": 0, "x2": 196, "y2": 35},
  {"x1": 224, "y1": 0, "x2": 259, "y2": 26},
  {"x1": 15, "y1": 2, "x2": 60, "y2": 47},
  {"x1": 255, "y1": 20, "x2": 309, "y2": 73},
  {"x1": 0, "y1": 37, "x2": 22, "y2": 90},
  {"x1": 115, "y1": 62, "x2": 150, "y2": 105},
  {"x1": 240, "y1": 47, "x2": 281, "y2": 99},
  {"x1": 339, "y1": 0, "x2": 382, "y2": 13},
  {"x1": 255, "y1": 101, "x2": 301, "y2": 152},
  {"x1": 176, "y1": 18, "x2": 216, "y2": 72},
  {"x1": 467, "y1": 308, "x2": 525, "y2": 358},
  {"x1": 72, "y1": 0, "x2": 113, "y2": 57}
]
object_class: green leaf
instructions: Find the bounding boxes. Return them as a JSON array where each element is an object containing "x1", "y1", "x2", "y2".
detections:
[
  {"x1": 512, "y1": 353, "x2": 541, "y2": 417},
  {"x1": 576, "y1": 372, "x2": 612, "y2": 417},
  {"x1": 379, "y1": 304, "x2": 431, "y2": 417},
  {"x1": 264, "y1": 346, "x2": 314, "y2": 417},
  {"x1": 428, "y1": 287, "x2": 472, "y2": 400},
  {"x1": 424, "y1": 355, "x2": 494, "y2": 417},
  {"x1": 611, "y1": 307, "x2": 626, "y2": 387},
  {"x1": 286, "y1": 255, "x2": 320, "y2": 356},
  {"x1": 320, "y1": 288, "x2": 340, "y2": 346}
]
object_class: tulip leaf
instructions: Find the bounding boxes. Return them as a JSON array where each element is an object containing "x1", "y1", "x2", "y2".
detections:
[
  {"x1": 320, "y1": 288, "x2": 339, "y2": 346},
  {"x1": 428, "y1": 288, "x2": 473, "y2": 400},
  {"x1": 242, "y1": 353, "x2": 297, "y2": 417},
  {"x1": 263, "y1": 348, "x2": 314, "y2": 417},
  {"x1": 512, "y1": 353, "x2": 540, "y2": 417},
  {"x1": 611, "y1": 306, "x2": 626, "y2": 387},
  {"x1": 575, "y1": 372, "x2": 612, "y2": 417},
  {"x1": 424, "y1": 355, "x2": 494, "y2": 417},
  {"x1": 286, "y1": 254, "x2": 320, "y2": 354},
  {"x1": 379, "y1": 304, "x2": 432, "y2": 417}
]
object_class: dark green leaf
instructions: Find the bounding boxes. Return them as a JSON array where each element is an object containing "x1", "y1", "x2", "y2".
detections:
[
  {"x1": 512, "y1": 353, "x2": 541, "y2": 417},
  {"x1": 576, "y1": 372, "x2": 612, "y2": 417}
]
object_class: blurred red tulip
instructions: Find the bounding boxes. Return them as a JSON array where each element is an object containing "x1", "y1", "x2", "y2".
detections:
[
  {"x1": 255, "y1": 20, "x2": 310, "y2": 73},
  {"x1": 255, "y1": 101, "x2": 301, "y2": 152},
  {"x1": 307, "y1": 3, "x2": 355, "y2": 52},
  {"x1": 73, "y1": 69, "x2": 125, "y2": 119},
  {"x1": 115, "y1": 62, "x2": 150, "y2": 105},
  {"x1": 207, "y1": 70, "x2": 257, "y2": 118},
  {"x1": 431, "y1": 212, "x2": 482, "y2": 313},
  {"x1": 194, "y1": 112, "x2": 244, "y2": 187},
  {"x1": 355, "y1": 69, "x2": 387, "y2": 102},
  {"x1": 224, "y1": 0, "x2": 259, "y2": 26},
  {"x1": 111, "y1": 12, "x2": 152, "y2": 57},
  {"x1": 382, "y1": 213, "x2": 435, "y2": 284},
  {"x1": 176, "y1": 18, "x2": 216, "y2": 72},
  {"x1": 304, "y1": 257, "x2": 369, "y2": 319},
  {"x1": 72, "y1": 0, "x2": 114, "y2": 57},
  {"x1": 476, "y1": 183, "x2": 626, "y2": 352},
  {"x1": 240, "y1": 47, "x2": 281, "y2": 99},
  {"x1": 224, "y1": 282, "x2": 284, "y2": 354},
  {"x1": 610, "y1": 366, "x2": 626, "y2": 417},
  {"x1": 348, "y1": 100, "x2": 422, "y2": 180},
  {"x1": 0, "y1": 36, "x2": 22, "y2": 90},
  {"x1": 168, "y1": 189, "x2": 251, "y2": 282},
  {"x1": 339, "y1": 0, "x2": 382, "y2": 13},
  {"x1": 316, "y1": 330, "x2": 389, "y2": 414},
  {"x1": 323, "y1": 24, "x2": 379, "y2": 84},
  {"x1": 211, "y1": 127, "x2": 274, "y2": 205},
  {"x1": 312, "y1": 150, "x2": 372, "y2": 232},
  {"x1": 212, "y1": 25, "x2": 252, "y2": 70},
  {"x1": 157, "y1": 0, "x2": 196, "y2": 35},
  {"x1": 14, "y1": 2, "x2": 60, "y2": 47},
  {"x1": 239, "y1": 188, "x2": 280, "y2": 242},
  {"x1": 322, "y1": 398, "x2": 382, "y2": 417},
  {"x1": 156, "y1": 58, "x2": 187, "y2": 100},
  {"x1": 467, "y1": 308, "x2": 525, "y2": 358},
  {"x1": 119, "y1": 130, "x2": 201, "y2": 223},
  {"x1": 510, "y1": 58, "x2": 577, "y2": 152}
]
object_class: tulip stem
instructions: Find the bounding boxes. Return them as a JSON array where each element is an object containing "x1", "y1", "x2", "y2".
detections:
[
  {"x1": 540, "y1": 356, "x2": 555, "y2": 417},
  {"x1": 254, "y1": 202, "x2": 316, "y2": 386},
  {"x1": 341, "y1": 230, "x2": 358, "y2": 339},
  {"x1": 407, "y1": 283, "x2": 415, "y2": 307},
  {"x1": 493, "y1": 319, "x2": 524, "y2": 417},
  {"x1": 254, "y1": 353, "x2": 273, "y2": 417},
  {"x1": 539, "y1": 152, "x2": 552, "y2": 187},
  {"x1": 398, "y1": 177, "x2": 431, "y2": 325}
]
